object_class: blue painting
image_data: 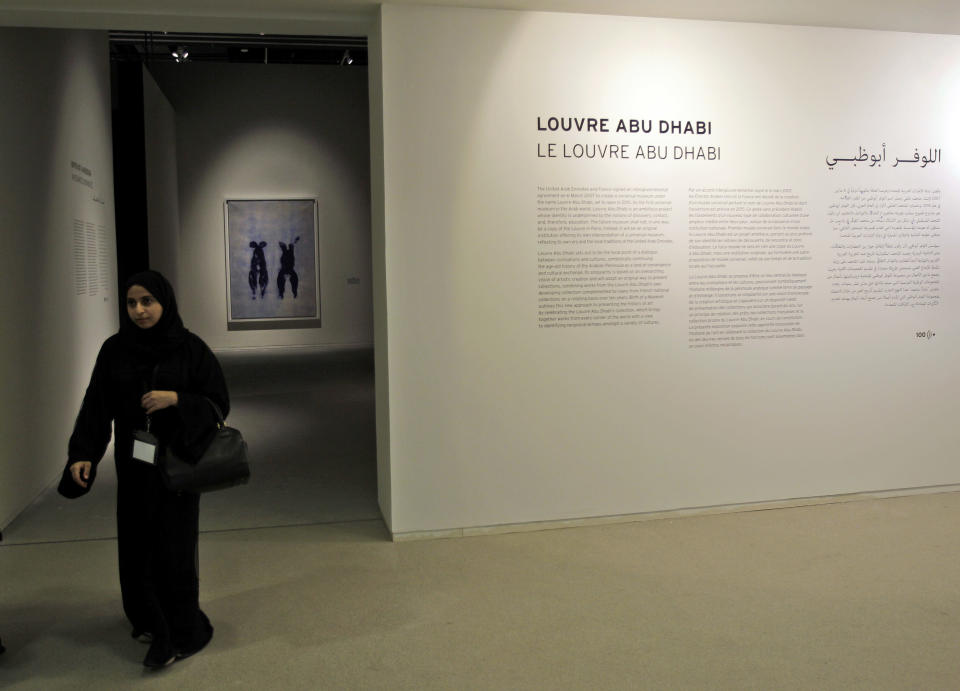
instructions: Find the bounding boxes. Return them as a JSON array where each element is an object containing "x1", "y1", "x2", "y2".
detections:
[{"x1": 225, "y1": 199, "x2": 319, "y2": 323}]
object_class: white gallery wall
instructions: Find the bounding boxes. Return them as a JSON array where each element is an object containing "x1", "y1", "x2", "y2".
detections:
[
  {"x1": 379, "y1": 5, "x2": 960, "y2": 536},
  {"x1": 367, "y1": 16, "x2": 393, "y2": 522},
  {"x1": 0, "y1": 28, "x2": 117, "y2": 529},
  {"x1": 148, "y1": 63, "x2": 373, "y2": 351}
]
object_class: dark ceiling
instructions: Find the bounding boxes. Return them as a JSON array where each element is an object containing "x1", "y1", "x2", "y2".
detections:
[{"x1": 109, "y1": 31, "x2": 367, "y2": 66}]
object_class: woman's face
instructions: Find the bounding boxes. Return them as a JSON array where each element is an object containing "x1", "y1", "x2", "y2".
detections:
[{"x1": 126, "y1": 285, "x2": 163, "y2": 329}]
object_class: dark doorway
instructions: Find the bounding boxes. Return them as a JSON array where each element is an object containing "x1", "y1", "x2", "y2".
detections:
[{"x1": 109, "y1": 31, "x2": 379, "y2": 534}]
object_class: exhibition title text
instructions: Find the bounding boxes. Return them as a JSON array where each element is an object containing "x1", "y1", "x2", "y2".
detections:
[
  {"x1": 536, "y1": 116, "x2": 719, "y2": 162},
  {"x1": 538, "y1": 117, "x2": 712, "y2": 135}
]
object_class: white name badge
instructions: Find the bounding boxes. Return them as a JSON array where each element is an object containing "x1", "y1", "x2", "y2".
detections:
[{"x1": 132, "y1": 430, "x2": 158, "y2": 464}]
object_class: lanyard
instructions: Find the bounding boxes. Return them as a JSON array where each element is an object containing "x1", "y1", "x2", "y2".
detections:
[{"x1": 141, "y1": 363, "x2": 162, "y2": 434}]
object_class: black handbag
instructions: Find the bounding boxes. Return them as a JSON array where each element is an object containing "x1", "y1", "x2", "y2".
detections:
[{"x1": 160, "y1": 397, "x2": 250, "y2": 493}]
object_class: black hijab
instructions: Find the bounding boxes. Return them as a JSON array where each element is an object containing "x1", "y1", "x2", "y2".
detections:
[{"x1": 120, "y1": 270, "x2": 188, "y2": 361}]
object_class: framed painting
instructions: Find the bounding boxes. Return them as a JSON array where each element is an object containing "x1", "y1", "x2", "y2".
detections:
[{"x1": 224, "y1": 198, "x2": 321, "y2": 330}]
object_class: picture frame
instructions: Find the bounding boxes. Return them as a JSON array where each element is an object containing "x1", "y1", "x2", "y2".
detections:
[{"x1": 223, "y1": 198, "x2": 322, "y2": 330}]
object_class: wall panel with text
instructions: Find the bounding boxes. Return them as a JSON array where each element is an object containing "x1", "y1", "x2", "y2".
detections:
[{"x1": 380, "y1": 6, "x2": 960, "y2": 534}]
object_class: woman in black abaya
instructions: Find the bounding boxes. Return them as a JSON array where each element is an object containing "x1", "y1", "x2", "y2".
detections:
[{"x1": 62, "y1": 270, "x2": 228, "y2": 668}]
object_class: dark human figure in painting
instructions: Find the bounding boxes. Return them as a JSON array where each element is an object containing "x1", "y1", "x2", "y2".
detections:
[
  {"x1": 277, "y1": 236, "x2": 300, "y2": 299},
  {"x1": 60, "y1": 270, "x2": 228, "y2": 669},
  {"x1": 248, "y1": 240, "x2": 268, "y2": 299}
]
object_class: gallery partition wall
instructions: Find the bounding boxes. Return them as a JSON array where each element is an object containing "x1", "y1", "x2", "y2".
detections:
[
  {"x1": 376, "y1": 6, "x2": 960, "y2": 538},
  {"x1": 0, "y1": 28, "x2": 118, "y2": 532}
]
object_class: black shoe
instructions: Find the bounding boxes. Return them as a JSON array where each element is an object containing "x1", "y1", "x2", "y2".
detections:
[
  {"x1": 0, "y1": 636, "x2": 5, "y2": 654},
  {"x1": 131, "y1": 629, "x2": 153, "y2": 644},
  {"x1": 175, "y1": 619, "x2": 213, "y2": 660},
  {"x1": 143, "y1": 639, "x2": 176, "y2": 669}
]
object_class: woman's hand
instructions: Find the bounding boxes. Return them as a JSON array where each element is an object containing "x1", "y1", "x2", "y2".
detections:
[
  {"x1": 70, "y1": 461, "x2": 92, "y2": 488},
  {"x1": 141, "y1": 390, "x2": 178, "y2": 414}
]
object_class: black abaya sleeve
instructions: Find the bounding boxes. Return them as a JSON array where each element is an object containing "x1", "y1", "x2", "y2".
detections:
[
  {"x1": 67, "y1": 341, "x2": 115, "y2": 466},
  {"x1": 60, "y1": 340, "x2": 115, "y2": 497}
]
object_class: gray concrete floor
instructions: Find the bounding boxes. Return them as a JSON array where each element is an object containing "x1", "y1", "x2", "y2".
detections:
[
  {"x1": 1, "y1": 348, "x2": 380, "y2": 545},
  {"x1": 3, "y1": 350, "x2": 960, "y2": 688}
]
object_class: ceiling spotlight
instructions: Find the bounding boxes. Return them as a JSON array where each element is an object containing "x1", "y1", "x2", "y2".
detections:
[
  {"x1": 170, "y1": 45, "x2": 189, "y2": 63},
  {"x1": 340, "y1": 49, "x2": 353, "y2": 66}
]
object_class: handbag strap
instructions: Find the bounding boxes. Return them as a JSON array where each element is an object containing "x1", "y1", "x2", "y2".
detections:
[{"x1": 203, "y1": 397, "x2": 226, "y2": 428}]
